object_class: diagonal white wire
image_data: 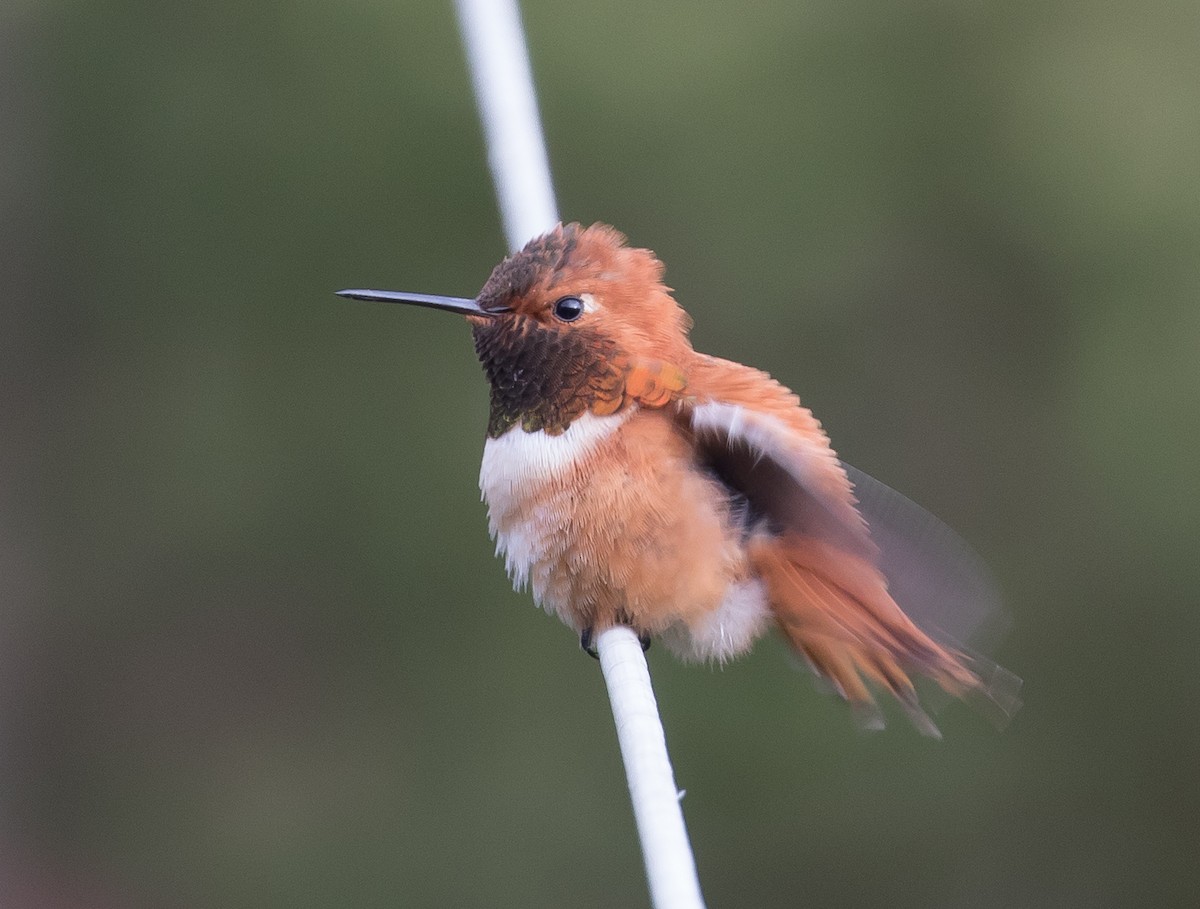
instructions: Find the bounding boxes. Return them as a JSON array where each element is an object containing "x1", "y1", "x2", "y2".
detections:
[
  {"x1": 452, "y1": 2, "x2": 706, "y2": 907},
  {"x1": 597, "y1": 627, "x2": 707, "y2": 909},
  {"x1": 454, "y1": 0, "x2": 558, "y2": 251}
]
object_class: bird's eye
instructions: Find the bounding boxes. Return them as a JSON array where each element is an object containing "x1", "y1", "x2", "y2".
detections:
[{"x1": 552, "y1": 295, "x2": 585, "y2": 322}]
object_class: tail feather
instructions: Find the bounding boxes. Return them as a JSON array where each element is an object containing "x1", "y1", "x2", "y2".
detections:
[{"x1": 749, "y1": 533, "x2": 987, "y2": 735}]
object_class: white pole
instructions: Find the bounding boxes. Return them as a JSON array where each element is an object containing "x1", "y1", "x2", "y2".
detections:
[
  {"x1": 450, "y1": 3, "x2": 706, "y2": 907},
  {"x1": 598, "y1": 627, "x2": 707, "y2": 909},
  {"x1": 454, "y1": 0, "x2": 559, "y2": 251}
]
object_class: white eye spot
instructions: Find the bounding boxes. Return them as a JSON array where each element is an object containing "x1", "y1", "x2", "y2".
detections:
[{"x1": 579, "y1": 293, "x2": 599, "y2": 313}]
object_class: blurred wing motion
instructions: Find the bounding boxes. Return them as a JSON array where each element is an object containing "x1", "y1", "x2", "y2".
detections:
[
  {"x1": 838, "y1": 463, "x2": 1022, "y2": 726},
  {"x1": 682, "y1": 355, "x2": 1022, "y2": 734},
  {"x1": 840, "y1": 463, "x2": 1008, "y2": 653}
]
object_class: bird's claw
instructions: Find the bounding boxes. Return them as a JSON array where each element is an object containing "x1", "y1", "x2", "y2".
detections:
[
  {"x1": 580, "y1": 627, "x2": 599, "y2": 659},
  {"x1": 580, "y1": 627, "x2": 652, "y2": 659}
]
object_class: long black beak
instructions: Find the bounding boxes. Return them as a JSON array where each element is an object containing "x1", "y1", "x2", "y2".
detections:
[{"x1": 335, "y1": 289, "x2": 501, "y2": 317}]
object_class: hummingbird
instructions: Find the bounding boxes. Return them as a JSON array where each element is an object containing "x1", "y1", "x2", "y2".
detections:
[{"x1": 339, "y1": 222, "x2": 1019, "y2": 734}]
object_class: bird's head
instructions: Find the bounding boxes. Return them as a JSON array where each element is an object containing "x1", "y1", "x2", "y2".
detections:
[
  {"x1": 472, "y1": 222, "x2": 692, "y2": 360},
  {"x1": 339, "y1": 223, "x2": 693, "y2": 435}
]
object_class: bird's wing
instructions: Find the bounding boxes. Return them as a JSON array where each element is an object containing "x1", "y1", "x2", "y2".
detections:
[
  {"x1": 680, "y1": 354, "x2": 1020, "y2": 731},
  {"x1": 681, "y1": 354, "x2": 875, "y2": 561}
]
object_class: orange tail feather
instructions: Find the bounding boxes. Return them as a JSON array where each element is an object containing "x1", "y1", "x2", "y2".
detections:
[{"x1": 749, "y1": 533, "x2": 982, "y2": 736}]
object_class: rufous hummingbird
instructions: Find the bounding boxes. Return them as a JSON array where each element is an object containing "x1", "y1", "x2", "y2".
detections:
[{"x1": 339, "y1": 223, "x2": 1019, "y2": 734}]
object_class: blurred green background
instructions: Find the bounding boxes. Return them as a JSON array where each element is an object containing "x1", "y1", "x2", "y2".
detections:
[{"x1": 4, "y1": 0, "x2": 1198, "y2": 906}]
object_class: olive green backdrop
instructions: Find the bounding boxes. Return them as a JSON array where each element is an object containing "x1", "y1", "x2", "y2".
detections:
[{"x1": 3, "y1": 1, "x2": 1197, "y2": 906}]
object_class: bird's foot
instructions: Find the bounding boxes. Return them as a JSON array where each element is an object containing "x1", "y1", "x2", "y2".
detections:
[
  {"x1": 580, "y1": 627, "x2": 599, "y2": 660},
  {"x1": 580, "y1": 627, "x2": 652, "y2": 659}
]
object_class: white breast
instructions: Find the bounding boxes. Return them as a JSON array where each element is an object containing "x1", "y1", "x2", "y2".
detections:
[
  {"x1": 478, "y1": 410, "x2": 630, "y2": 596},
  {"x1": 479, "y1": 410, "x2": 629, "y2": 498}
]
